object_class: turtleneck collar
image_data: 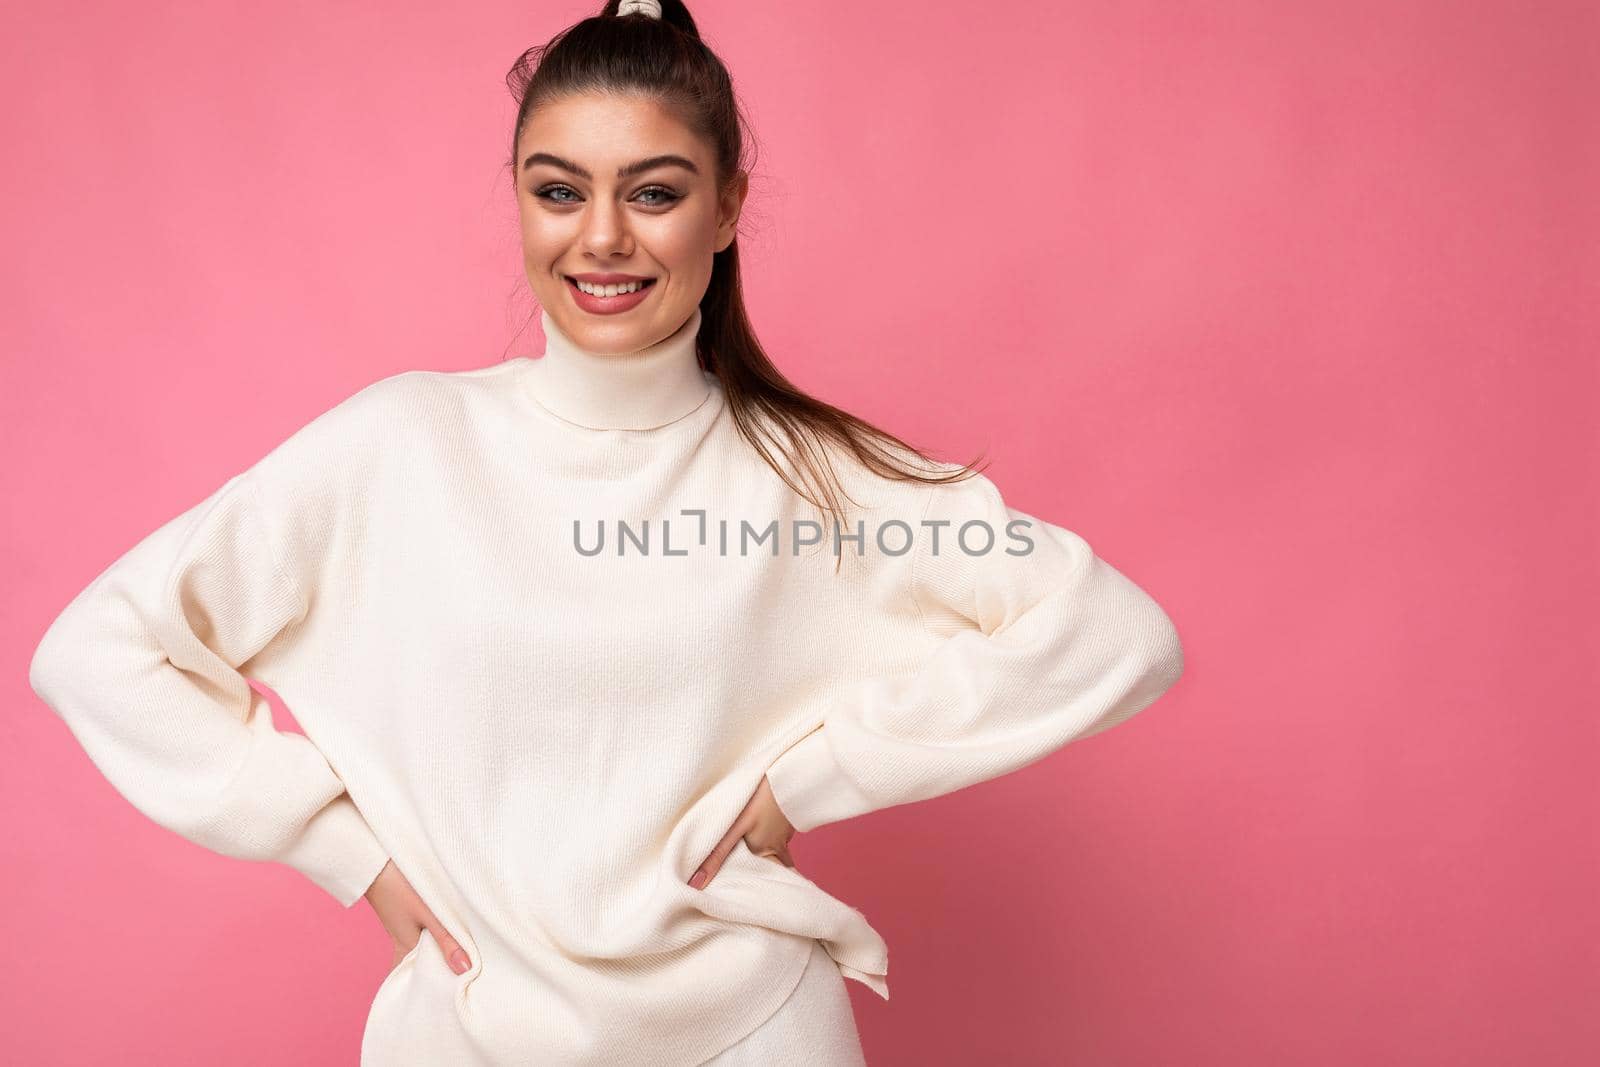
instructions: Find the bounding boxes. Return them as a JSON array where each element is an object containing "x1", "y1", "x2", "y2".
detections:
[{"x1": 522, "y1": 306, "x2": 714, "y2": 431}]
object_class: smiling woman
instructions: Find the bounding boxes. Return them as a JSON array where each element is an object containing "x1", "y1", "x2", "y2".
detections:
[
  {"x1": 26, "y1": 1, "x2": 1184, "y2": 1065},
  {"x1": 504, "y1": 10, "x2": 991, "y2": 547},
  {"x1": 521, "y1": 135, "x2": 697, "y2": 315}
]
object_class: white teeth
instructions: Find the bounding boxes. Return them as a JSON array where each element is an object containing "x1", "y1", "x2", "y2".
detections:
[{"x1": 573, "y1": 278, "x2": 650, "y2": 297}]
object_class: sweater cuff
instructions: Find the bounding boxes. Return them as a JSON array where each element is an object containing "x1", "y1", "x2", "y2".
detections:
[
  {"x1": 764, "y1": 725, "x2": 876, "y2": 833},
  {"x1": 277, "y1": 793, "x2": 392, "y2": 907}
]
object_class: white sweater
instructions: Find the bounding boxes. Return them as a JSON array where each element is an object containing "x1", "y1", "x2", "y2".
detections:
[{"x1": 28, "y1": 306, "x2": 1185, "y2": 1066}]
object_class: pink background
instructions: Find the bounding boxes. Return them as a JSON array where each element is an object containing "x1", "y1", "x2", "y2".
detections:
[{"x1": 4, "y1": 1, "x2": 1595, "y2": 1063}]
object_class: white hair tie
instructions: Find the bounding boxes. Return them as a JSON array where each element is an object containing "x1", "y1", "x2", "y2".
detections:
[{"x1": 618, "y1": 0, "x2": 663, "y2": 18}]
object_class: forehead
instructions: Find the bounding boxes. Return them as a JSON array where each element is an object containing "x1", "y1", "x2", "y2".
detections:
[{"x1": 518, "y1": 92, "x2": 703, "y2": 171}]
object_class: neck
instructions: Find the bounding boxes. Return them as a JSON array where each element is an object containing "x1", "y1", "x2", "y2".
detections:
[{"x1": 524, "y1": 307, "x2": 712, "y2": 431}]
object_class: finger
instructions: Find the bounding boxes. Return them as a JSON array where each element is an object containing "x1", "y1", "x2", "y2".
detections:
[
  {"x1": 689, "y1": 824, "x2": 745, "y2": 890},
  {"x1": 754, "y1": 842, "x2": 796, "y2": 868},
  {"x1": 428, "y1": 922, "x2": 472, "y2": 975}
]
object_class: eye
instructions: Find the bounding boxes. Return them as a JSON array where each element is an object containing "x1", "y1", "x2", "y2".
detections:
[
  {"x1": 534, "y1": 184, "x2": 580, "y2": 204},
  {"x1": 531, "y1": 184, "x2": 682, "y2": 207},
  {"x1": 636, "y1": 185, "x2": 682, "y2": 206}
]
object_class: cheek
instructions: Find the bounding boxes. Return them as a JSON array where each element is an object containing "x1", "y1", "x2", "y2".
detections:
[
  {"x1": 520, "y1": 224, "x2": 553, "y2": 261},
  {"x1": 518, "y1": 209, "x2": 564, "y2": 256},
  {"x1": 648, "y1": 224, "x2": 715, "y2": 275}
]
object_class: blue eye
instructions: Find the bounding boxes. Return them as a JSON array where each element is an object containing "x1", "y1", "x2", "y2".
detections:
[
  {"x1": 535, "y1": 185, "x2": 580, "y2": 204},
  {"x1": 636, "y1": 186, "x2": 681, "y2": 206},
  {"x1": 533, "y1": 184, "x2": 681, "y2": 207}
]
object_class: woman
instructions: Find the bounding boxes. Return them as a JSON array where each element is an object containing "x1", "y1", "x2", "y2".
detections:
[{"x1": 27, "y1": 1, "x2": 1184, "y2": 1063}]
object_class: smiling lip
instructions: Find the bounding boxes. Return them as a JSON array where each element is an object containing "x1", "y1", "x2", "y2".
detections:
[
  {"x1": 565, "y1": 273, "x2": 656, "y2": 284},
  {"x1": 564, "y1": 274, "x2": 657, "y2": 314}
]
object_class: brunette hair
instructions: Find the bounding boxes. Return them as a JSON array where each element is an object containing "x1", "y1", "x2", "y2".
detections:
[{"x1": 504, "y1": 1, "x2": 986, "y2": 546}]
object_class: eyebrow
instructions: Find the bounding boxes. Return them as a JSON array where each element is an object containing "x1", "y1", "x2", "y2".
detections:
[{"x1": 520, "y1": 152, "x2": 700, "y2": 179}]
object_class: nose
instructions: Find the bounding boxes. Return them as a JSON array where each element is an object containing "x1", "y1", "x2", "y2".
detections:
[{"x1": 578, "y1": 198, "x2": 634, "y2": 259}]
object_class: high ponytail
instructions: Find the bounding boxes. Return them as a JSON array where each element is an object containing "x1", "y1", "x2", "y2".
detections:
[{"x1": 504, "y1": 1, "x2": 986, "y2": 553}]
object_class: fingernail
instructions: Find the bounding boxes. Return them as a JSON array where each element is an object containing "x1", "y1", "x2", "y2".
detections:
[
  {"x1": 689, "y1": 869, "x2": 707, "y2": 889},
  {"x1": 449, "y1": 949, "x2": 471, "y2": 974}
]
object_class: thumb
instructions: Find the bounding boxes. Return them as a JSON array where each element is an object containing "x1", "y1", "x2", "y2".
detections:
[{"x1": 425, "y1": 921, "x2": 473, "y2": 976}]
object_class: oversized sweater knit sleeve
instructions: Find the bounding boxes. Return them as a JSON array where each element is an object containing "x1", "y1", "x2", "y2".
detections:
[
  {"x1": 26, "y1": 469, "x2": 391, "y2": 908},
  {"x1": 762, "y1": 471, "x2": 1185, "y2": 833}
]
